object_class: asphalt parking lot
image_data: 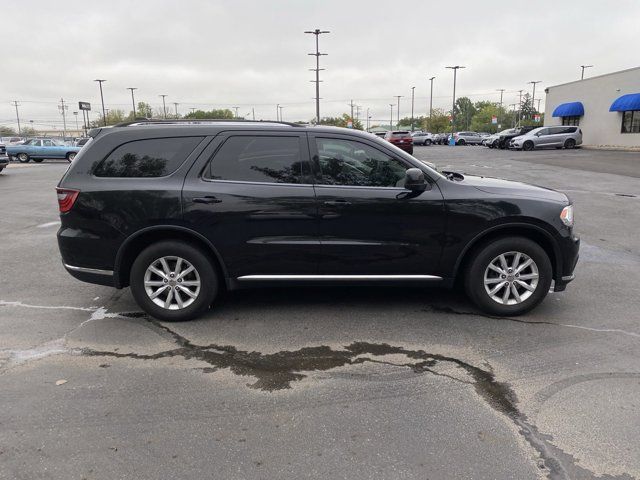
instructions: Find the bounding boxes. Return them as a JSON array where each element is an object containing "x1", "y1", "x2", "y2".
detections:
[{"x1": 1, "y1": 146, "x2": 639, "y2": 480}]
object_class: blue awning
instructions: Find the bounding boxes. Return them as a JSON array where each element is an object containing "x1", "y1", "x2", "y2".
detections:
[
  {"x1": 609, "y1": 93, "x2": 640, "y2": 112},
  {"x1": 552, "y1": 102, "x2": 584, "y2": 117}
]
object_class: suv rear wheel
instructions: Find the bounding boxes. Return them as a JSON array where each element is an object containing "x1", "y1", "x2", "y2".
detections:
[
  {"x1": 464, "y1": 237, "x2": 552, "y2": 316},
  {"x1": 130, "y1": 241, "x2": 218, "y2": 321},
  {"x1": 564, "y1": 138, "x2": 576, "y2": 149}
]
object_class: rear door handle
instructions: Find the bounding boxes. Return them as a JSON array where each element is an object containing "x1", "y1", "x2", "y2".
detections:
[
  {"x1": 323, "y1": 199, "x2": 352, "y2": 206},
  {"x1": 193, "y1": 196, "x2": 221, "y2": 204}
]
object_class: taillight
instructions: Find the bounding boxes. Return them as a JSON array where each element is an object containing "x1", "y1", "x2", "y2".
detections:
[{"x1": 56, "y1": 188, "x2": 80, "y2": 213}]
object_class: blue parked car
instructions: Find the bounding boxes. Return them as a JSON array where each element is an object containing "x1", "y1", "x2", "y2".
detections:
[{"x1": 7, "y1": 138, "x2": 81, "y2": 163}]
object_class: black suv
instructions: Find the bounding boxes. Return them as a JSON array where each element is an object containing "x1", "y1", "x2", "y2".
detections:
[
  {"x1": 497, "y1": 126, "x2": 537, "y2": 149},
  {"x1": 56, "y1": 120, "x2": 579, "y2": 321}
]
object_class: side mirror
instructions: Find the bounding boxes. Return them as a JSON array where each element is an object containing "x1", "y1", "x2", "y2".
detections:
[{"x1": 404, "y1": 168, "x2": 427, "y2": 191}]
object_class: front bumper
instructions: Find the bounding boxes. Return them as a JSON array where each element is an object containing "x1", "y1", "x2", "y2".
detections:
[{"x1": 553, "y1": 233, "x2": 580, "y2": 292}]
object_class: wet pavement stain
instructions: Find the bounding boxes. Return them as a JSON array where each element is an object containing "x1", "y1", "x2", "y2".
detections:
[{"x1": 80, "y1": 313, "x2": 633, "y2": 480}]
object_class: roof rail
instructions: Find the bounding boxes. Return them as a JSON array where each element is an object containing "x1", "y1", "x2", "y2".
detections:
[{"x1": 113, "y1": 118, "x2": 304, "y2": 128}]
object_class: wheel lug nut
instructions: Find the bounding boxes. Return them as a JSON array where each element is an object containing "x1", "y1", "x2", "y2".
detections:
[{"x1": 501, "y1": 275, "x2": 506, "y2": 279}]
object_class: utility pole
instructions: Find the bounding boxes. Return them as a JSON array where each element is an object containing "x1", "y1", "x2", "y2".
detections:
[
  {"x1": 355, "y1": 105, "x2": 361, "y2": 124},
  {"x1": 276, "y1": 104, "x2": 280, "y2": 121},
  {"x1": 159, "y1": 95, "x2": 168, "y2": 119},
  {"x1": 350, "y1": 99, "x2": 355, "y2": 123},
  {"x1": 232, "y1": 106, "x2": 239, "y2": 118},
  {"x1": 366, "y1": 108, "x2": 370, "y2": 132},
  {"x1": 94, "y1": 79, "x2": 107, "y2": 126},
  {"x1": 446, "y1": 66, "x2": 465, "y2": 138},
  {"x1": 496, "y1": 89, "x2": 505, "y2": 110},
  {"x1": 389, "y1": 104, "x2": 394, "y2": 130},
  {"x1": 58, "y1": 98, "x2": 68, "y2": 139},
  {"x1": 428, "y1": 77, "x2": 435, "y2": 121},
  {"x1": 190, "y1": 107, "x2": 196, "y2": 114},
  {"x1": 528, "y1": 81, "x2": 541, "y2": 118},
  {"x1": 517, "y1": 89, "x2": 523, "y2": 126},
  {"x1": 410, "y1": 86, "x2": 415, "y2": 132},
  {"x1": 127, "y1": 87, "x2": 137, "y2": 117},
  {"x1": 252, "y1": 108, "x2": 255, "y2": 121},
  {"x1": 305, "y1": 29, "x2": 330, "y2": 124},
  {"x1": 278, "y1": 105, "x2": 284, "y2": 121},
  {"x1": 11, "y1": 100, "x2": 21, "y2": 134},
  {"x1": 73, "y1": 111, "x2": 79, "y2": 133},
  {"x1": 394, "y1": 95, "x2": 402, "y2": 128},
  {"x1": 580, "y1": 65, "x2": 593, "y2": 80}
]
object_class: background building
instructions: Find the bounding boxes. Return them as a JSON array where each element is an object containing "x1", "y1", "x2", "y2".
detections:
[{"x1": 544, "y1": 66, "x2": 640, "y2": 148}]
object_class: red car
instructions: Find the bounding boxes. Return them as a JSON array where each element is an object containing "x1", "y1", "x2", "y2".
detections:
[{"x1": 383, "y1": 130, "x2": 414, "y2": 154}]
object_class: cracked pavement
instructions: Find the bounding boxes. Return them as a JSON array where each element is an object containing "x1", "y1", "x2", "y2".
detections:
[{"x1": 1, "y1": 147, "x2": 639, "y2": 479}]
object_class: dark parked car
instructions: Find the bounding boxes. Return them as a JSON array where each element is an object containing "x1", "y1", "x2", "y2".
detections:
[
  {"x1": 383, "y1": 130, "x2": 414, "y2": 154},
  {"x1": 0, "y1": 144, "x2": 7, "y2": 173},
  {"x1": 56, "y1": 120, "x2": 579, "y2": 321},
  {"x1": 497, "y1": 126, "x2": 537, "y2": 149}
]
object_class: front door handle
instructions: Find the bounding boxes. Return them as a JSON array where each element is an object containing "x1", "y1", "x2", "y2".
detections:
[
  {"x1": 193, "y1": 196, "x2": 221, "y2": 204},
  {"x1": 323, "y1": 199, "x2": 352, "y2": 207}
]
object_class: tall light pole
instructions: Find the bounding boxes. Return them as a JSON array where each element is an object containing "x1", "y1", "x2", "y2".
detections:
[
  {"x1": 73, "y1": 111, "x2": 79, "y2": 133},
  {"x1": 394, "y1": 95, "x2": 402, "y2": 128},
  {"x1": 580, "y1": 65, "x2": 593, "y2": 80},
  {"x1": 232, "y1": 106, "x2": 239, "y2": 118},
  {"x1": 93, "y1": 79, "x2": 107, "y2": 126},
  {"x1": 428, "y1": 76, "x2": 435, "y2": 121},
  {"x1": 509, "y1": 104, "x2": 517, "y2": 127},
  {"x1": 517, "y1": 89, "x2": 524, "y2": 126},
  {"x1": 173, "y1": 102, "x2": 180, "y2": 118},
  {"x1": 276, "y1": 104, "x2": 280, "y2": 121},
  {"x1": 127, "y1": 87, "x2": 138, "y2": 117},
  {"x1": 496, "y1": 89, "x2": 505, "y2": 110},
  {"x1": 446, "y1": 66, "x2": 465, "y2": 138},
  {"x1": 305, "y1": 29, "x2": 330, "y2": 124},
  {"x1": 410, "y1": 86, "x2": 415, "y2": 132},
  {"x1": 11, "y1": 100, "x2": 21, "y2": 134},
  {"x1": 278, "y1": 105, "x2": 284, "y2": 121},
  {"x1": 529, "y1": 81, "x2": 541, "y2": 117},
  {"x1": 159, "y1": 95, "x2": 168, "y2": 119},
  {"x1": 389, "y1": 104, "x2": 394, "y2": 130}
]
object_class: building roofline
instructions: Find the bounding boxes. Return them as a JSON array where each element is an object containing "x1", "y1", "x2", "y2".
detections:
[{"x1": 546, "y1": 66, "x2": 640, "y2": 91}]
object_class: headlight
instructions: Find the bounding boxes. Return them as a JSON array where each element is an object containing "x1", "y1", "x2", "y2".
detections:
[{"x1": 560, "y1": 205, "x2": 574, "y2": 227}]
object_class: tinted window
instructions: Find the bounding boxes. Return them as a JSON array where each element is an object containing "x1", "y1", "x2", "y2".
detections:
[
  {"x1": 621, "y1": 111, "x2": 640, "y2": 134},
  {"x1": 207, "y1": 135, "x2": 304, "y2": 184},
  {"x1": 315, "y1": 137, "x2": 408, "y2": 188},
  {"x1": 94, "y1": 137, "x2": 202, "y2": 178}
]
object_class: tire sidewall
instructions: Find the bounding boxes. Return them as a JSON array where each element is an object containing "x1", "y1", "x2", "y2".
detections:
[
  {"x1": 130, "y1": 241, "x2": 218, "y2": 321},
  {"x1": 465, "y1": 237, "x2": 552, "y2": 316}
]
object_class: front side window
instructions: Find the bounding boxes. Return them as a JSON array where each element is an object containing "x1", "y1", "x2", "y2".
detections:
[
  {"x1": 622, "y1": 111, "x2": 640, "y2": 133},
  {"x1": 94, "y1": 137, "x2": 202, "y2": 178},
  {"x1": 314, "y1": 137, "x2": 408, "y2": 188},
  {"x1": 206, "y1": 135, "x2": 305, "y2": 184},
  {"x1": 562, "y1": 116, "x2": 580, "y2": 126}
]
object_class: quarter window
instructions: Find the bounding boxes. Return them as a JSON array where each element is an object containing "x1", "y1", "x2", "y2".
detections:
[
  {"x1": 314, "y1": 137, "x2": 408, "y2": 188},
  {"x1": 206, "y1": 136, "x2": 305, "y2": 184},
  {"x1": 621, "y1": 111, "x2": 640, "y2": 133},
  {"x1": 561, "y1": 116, "x2": 580, "y2": 126},
  {"x1": 94, "y1": 137, "x2": 202, "y2": 177}
]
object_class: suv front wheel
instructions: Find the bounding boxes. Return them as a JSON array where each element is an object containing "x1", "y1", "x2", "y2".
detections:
[
  {"x1": 130, "y1": 241, "x2": 218, "y2": 321},
  {"x1": 464, "y1": 237, "x2": 552, "y2": 316}
]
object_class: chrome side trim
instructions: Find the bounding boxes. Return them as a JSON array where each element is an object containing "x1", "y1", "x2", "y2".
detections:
[
  {"x1": 64, "y1": 263, "x2": 114, "y2": 276},
  {"x1": 237, "y1": 274, "x2": 442, "y2": 281},
  {"x1": 561, "y1": 275, "x2": 575, "y2": 281}
]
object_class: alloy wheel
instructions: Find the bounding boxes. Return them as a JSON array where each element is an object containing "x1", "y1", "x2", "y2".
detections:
[
  {"x1": 483, "y1": 251, "x2": 539, "y2": 305},
  {"x1": 144, "y1": 256, "x2": 201, "y2": 310}
]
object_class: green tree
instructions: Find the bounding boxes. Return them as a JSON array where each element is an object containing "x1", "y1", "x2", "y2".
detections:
[
  {"x1": 453, "y1": 97, "x2": 476, "y2": 130},
  {"x1": 89, "y1": 109, "x2": 126, "y2": 127},
  {"x1": 184, "y1": 109, "x2": 234, "y2": 120},
  {"x1": 398, "y1": 116, "x2": 426, "y2": 130},
  {"x1": 422, "y1": 109, "x2": 451, "y2": 133},
  {"x1": 20, "y1": 126, "x2": 38, "y2": 136},
  {"x1": 318, "y1": 114, "x2": 363, "y2": 130},
  {"x1": 131, "y1": 101, "x2": 153, "y2": 119},
  {"x1": 471, "y1": 103, "x2": 504, "y2": 133},
  {"x1": 0, "y1": 126, "x2": 16, "y2": 136}
]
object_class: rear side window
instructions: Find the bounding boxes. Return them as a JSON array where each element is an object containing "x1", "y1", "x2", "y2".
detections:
[
  {"x1": 94, "y1": 137, "x2": 202, "y2": 177},
  {"x1": 205, "y1": 135, "x2": 305, "y2": 184}
]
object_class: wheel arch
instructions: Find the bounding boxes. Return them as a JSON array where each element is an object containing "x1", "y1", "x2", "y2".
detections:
[
  {"x1": 453, "y1": 223, "x2": 561, "y2": 284},
  {"x1": 114, "y1": 225, "x2": 229, "y2": 289}
]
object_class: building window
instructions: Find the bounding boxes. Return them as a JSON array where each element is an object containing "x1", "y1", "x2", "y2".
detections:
[
  {"x1": 621, "y1": 111, "x2": 640, "y2": 134},
  {"x1": 561, "y1": 116, "x2": 580, "y2": 126}
]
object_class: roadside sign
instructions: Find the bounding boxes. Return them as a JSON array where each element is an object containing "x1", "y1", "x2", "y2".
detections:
[
  {"x1": 347, "y1": 119, "x2": 353, "y2": 128},
  {"x1": 534, "y1": 114, "x2": 541, "y2": 122},
  {"x1": 491, "y1": 115, "x2": 498, "y2": 124},
  {"x1": 78, "y1": 101, "x2": 91, "y2": 111}
]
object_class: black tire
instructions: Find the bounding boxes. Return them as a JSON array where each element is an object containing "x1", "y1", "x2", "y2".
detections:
[
  {"x1": 17, "y1": 153, "x2": 30, "y2": 163},
  {"x1": 130, "y1": 240, "x2": 218, "y2": 322},
  {"x1": 66, "y1": 152, "x2": 77, "y2": 162},
  {"x1": 564, "y1": 138, "x2": 576, "y2": 149},
  {"x1": 407, "y1": 147, "x2": 414, "y2": 155},
  {"x1": 522, "y1": 141, "x2": 534, "y2": 151},
  {"x1": 457, "y1": 139, "x2": 466, "y2": 146},
  {"x1": 464, "y1": 236, "x2": 552, "y2": 316},
  {"x1": 33, "y1": 158, "x2": 44, "y2": 163},
  {"x1": 425, "y1": 139, "x2": 432, "y2": 146}
]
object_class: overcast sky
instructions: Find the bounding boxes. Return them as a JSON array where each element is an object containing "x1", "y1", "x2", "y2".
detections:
[{"x1": 1, "y1": 0, "x2": 638, "y2": 130}]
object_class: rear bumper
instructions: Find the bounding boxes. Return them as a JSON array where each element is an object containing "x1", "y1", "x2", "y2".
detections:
[{"x1": 63, "y1": 262, "x2": 116, "y2": 287}]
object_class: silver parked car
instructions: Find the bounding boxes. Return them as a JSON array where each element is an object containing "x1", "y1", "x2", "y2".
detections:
[
  {"x1": 451, "y1": 131, "x2": 484, "y2": 145},
  {"x1": 411, "y1": 131, "x2": 435, "y2": 145},
  {"x1": 510, "y1": 126, "x2": 582, "y2": 151}
]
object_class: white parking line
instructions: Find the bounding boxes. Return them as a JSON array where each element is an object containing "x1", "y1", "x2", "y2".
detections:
[{"x1": 36, "y1": 221, "x2": 61, "y2": 228}]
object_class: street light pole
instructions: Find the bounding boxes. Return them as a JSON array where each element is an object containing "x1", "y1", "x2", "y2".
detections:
[
  {"x1": 94, "y1": 79, "x2": 107, "y2": 126},
  {"x1": 446, "y1": 66, "x2": 465, "y2": 139},
  {"x1": 366, "y1": 108, "x2": 370, "y2": 132},
  {"x1": 279, "y1": 105, "x2": 284, "y2": 121},
  {"x1": 11, "y1": 100, "x2": 21, "y2": 134},
  {"x1": 517, "y1": 89, "x2": 523, "y2": 126},
  {"x1": 159, "y1": 95, "x2": 168, "y2": 119},
  {"x1": 305, "y1": 29, "x2": 330, "y2": 124},
  {"x1": 232, "y1": 106, "x2": 239, "y2": 118},
  {"x1": 58, "y1": 98, "x2": 68, "y2": 139},
  {"x1": 428, "y1": 77, "x2": 435, "y2": 121},
  {"x1": 580, "y1": 65, "x2": 593, "y2": 80},
  {"x1": 394, "y1": 95, "x2": 402, "y2": 128},
  {"x1": 496, "y1": 89, "x2": 505, "y2": 110},
  {"x1": 276, "y1": 104, "x2": 280, "y2": 121},
  {"x1": 173, "y1": 102, "x2": 180, "y2": 118},
  {"x1": 389, "y1": 104, "x2": 394, "y2": 130},
  {"x1": 410, "y1": 86, "x2": 415, "y2": 132},
  {"x1": 73, "y1": 111, "x2": 79, "y2": 133},
  {"x1": 528, "y1": 81, "x2": 541, "y2": 117},
  {"x1": 126, "y1": 87, "x2": 138, "y2": 117}
]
